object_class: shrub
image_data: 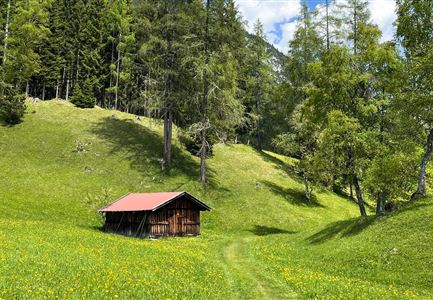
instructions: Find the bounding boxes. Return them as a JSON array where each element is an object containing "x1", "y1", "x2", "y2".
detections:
[
  {"x1": 0, "y1": 92, "x2": 26, "y2": 125},
  {"x1": 71, "y1": 78, "x2": 96, "y2": 108}
]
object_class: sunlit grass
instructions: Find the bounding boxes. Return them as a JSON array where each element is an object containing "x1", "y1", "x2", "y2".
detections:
[{"x1": 1, "y1": 100, "x2": 432, "y2": 299}]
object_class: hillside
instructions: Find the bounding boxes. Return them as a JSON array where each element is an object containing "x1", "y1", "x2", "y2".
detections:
[
  {"x1": 1, "y1": 101, "x2": 433, "y2": 299},
  {"x1": 247, "y1": 32, "x2": 287, "y2": 76}
]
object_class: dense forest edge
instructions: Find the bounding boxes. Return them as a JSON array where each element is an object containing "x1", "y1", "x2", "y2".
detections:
[{"x1": 1, "y1": 0, "x2": 432, "y2": 219}]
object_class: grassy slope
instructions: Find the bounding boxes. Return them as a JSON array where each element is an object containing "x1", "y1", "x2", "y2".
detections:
[{"x1": 0, "y1": 101, "x2": 432, "y2": 299}]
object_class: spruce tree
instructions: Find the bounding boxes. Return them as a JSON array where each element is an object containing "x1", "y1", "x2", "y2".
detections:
[
  {"x1": 190, "y1": 0, "x2": 245, "y2": 182},
  {"x1": 3, "y1": 0, "x2": 50, "y2": 92},
  {"x1": 244, "y1": 19, "x2": 273, "y2": 150},
  {"x1": 39, "y1": 0, "x2": 66, "y2": 100},
  {"x1": 70, "y1": 77, "x2": 96, "y2": 108},
  {"x1": 272, "y1": 3, "x2": 323, "y2": 201}
]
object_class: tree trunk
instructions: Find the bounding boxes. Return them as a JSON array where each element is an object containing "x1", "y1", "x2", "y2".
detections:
[
  {"x1": 55, "y1": 82, "x2": 59, "y2": 99},
  {"x1": 411, "y1": 128, "x2": 433, "y2": 199},
  {"x1": 376, "y1": 192, "x2": 385, "y2": 216},
  {"x1": 162, "y1": 1, "x2": 175, "y2": 168},
  {"x1": 326, "y1": 0, "x2": 330, "y2": 50},
  {"x1": 114, "y1": 33, "x2": 121, "y2": 110},
  {"x1": 60, "y1": 67, "x2": 66, "y2": 99},
  {"x1": 353, "y1": 174, "x2": 367, "y2": 217},
  {"x1": 109, "y1": 41, "x2": 115, "y2": 108},
  {"x1": 75, "y1": 52, "x2": 80, "y2": 89},
  {"x1": 66, "y1": 79, "x2": 70, "y2": 101},
  {"x1": 42, "y1": 81, "x2": 46, "y2": 100},
  {"x1": 199, "y1": 0, "x2": 211, "y2": 183},
  {"x1": 25, "y1": 81, "x2": 29, "y2": 97},
  {"x1": 255, "y1": 55, "x2": 262, "y2": 151},
  {"x1": 163, "y1": 108, "x2": 173, "y2": 168},
  {"x1": 353, "y1": 0, "x2": 358, "y2": 55},
  {"x1": 199, "y1": 132, "x2": 207, "y2": 182},
  {"x1": 256, "y1": 108, "x2": 262, "y2": 150},
  {"x1": 304, "y1": 172, "x2": 311, "y2": 202},
  {"x1": 2, "y1": 0, "x2": 11, "y2": 65}
]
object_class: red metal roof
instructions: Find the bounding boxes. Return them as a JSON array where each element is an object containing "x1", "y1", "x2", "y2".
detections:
[{"x1": 99, "y1": 192, "x2": 211, "y2": 212}]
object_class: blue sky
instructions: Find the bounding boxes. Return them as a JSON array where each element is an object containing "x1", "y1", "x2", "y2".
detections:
[{"x1": 235, "y1": 0, "x2": 397, "y2": 53}]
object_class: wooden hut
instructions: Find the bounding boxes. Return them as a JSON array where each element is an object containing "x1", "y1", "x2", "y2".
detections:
[{"x1": 99, "y1": 192, "x2": 211, "y2": 238}]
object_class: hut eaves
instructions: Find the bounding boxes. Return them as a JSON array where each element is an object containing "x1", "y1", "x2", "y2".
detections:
[{"x1": 99, "y1": 192, "x2": 211, "y2": 212}]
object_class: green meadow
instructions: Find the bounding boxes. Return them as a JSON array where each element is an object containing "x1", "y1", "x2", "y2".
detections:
[{"x1": 1, "y1": 101, "x2": 432, "y2": 299}]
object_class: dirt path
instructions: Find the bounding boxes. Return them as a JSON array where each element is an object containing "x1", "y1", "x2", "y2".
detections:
[{"x1": 223, "y1": 236, "x2": 297, "y2": 299}]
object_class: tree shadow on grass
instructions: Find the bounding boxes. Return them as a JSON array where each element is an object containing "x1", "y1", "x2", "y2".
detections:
[
  {"x1": 260, "y1": 180, "x2": 325, "y2": 208},
  {"x1": 257, "y1": 150, "x2": 374, "y2": 210},
  {"x1": 392, "y1": 201, "x2": 431, "y2": 216},
  {"x1": 307, "y1": 201, "x2": 433, "y2": 245},
  {"x1": 332, "y1": 188, "x2": 376, "y2": 211},
  {"x1": 248, "y1": 225, "x2": 297, "y2": 236},
  {"x1": 257, "y1": 150, "x2": 303, "y2": 184},
  {"x1": 307, "y1": 216, "x2": 376, "y2": 244},
  {"x1": 91, "y1": 117, "x2": 200, "y2": 180}
]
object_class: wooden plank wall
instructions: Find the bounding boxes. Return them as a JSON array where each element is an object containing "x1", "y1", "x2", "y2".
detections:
[
  {"x1": 148, "y1": 197, "x2": 201, "y2": 236},
  {"x1": 103, "y1": 196, "x2": 202, "y2": 238}
]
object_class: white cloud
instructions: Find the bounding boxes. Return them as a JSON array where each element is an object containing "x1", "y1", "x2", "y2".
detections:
[
  {"x1": 314, "y1": 0, "x2": 397, "y2": 42},
  {"x1": 235, "y1": 0, "x2": 302, "y2": 52},
  {"x1": 277, "y1": 21, "x2": 298, "y2": 53},
  {"x1": 235, "y1": 0, "x2": 396, "y2": 53},
  {"x1": 368, "y1": 0, "x2": 397, "y2": 42}
]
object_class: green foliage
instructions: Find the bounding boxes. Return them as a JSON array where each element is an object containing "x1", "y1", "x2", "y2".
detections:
[
  {"x1": 364, "y1": 152, "x2": 419, "y2": 206},
  {"x1": 395, "y1": 1, "x2": 433, "y2": 129},
  {"x1": 395, "y1": 0, "x2": 433, "y2": 198},
  {"x1": 70, "y1": 78, "x2": 96, "y2": 108},
  {"x1": 312, "y1": 111, "x2": 370, "y2": 186},
  {"x1": 0, "y1": 89, "x2": 26, "y2": 124},
  {"x1": 302, "y1": 6, "x2": 402, "y2": 213},
  {"x1": 241, "y1": 20, "x2": 274, "y2": 148},
  {"x1": 2, "y1": 0, "x2": 50, "y2": 87}
]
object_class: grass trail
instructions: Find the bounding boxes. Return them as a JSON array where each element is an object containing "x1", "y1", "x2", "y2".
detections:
[{"x1": 224, "y1": 236, "x2": 297, "y2": 299}]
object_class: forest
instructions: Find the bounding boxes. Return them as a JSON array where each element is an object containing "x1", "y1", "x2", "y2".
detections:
[{"x1": 0, "y1": 0, "x2": 432, "y2": 218}]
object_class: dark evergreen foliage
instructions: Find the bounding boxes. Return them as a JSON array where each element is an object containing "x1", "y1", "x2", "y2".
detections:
[
  {"x1": 0, "y1": 87, "x2": 26, "y2": 124},
  {"x1": 70, "y1": 78, "x2": 96, "y2": 108}
]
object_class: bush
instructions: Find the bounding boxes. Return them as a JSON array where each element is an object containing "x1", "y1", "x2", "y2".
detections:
[
  {"x1": 0, "y1": 92, "x2": 26, "y2": 125},
  {"x1": 71, "y1": 78, "x2": 96, "y2": 108}
]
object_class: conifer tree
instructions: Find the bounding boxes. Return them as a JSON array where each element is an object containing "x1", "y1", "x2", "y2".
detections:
[
  {"x1": 38, "y1": 0, "x2": 65, "y2": 100},
  {"x1": 138, "y1": 0, "x2": 204, "y2": 167},
  {"x1": 287, "y1": 3, "x2": 322, "y2": 104},
  {"x1": 194, "y1": 0, "x2": 244, "y2": 182},
  {"x1": 70, "y1": 77, "x2": 96, "y2": 108},
  {"x1": 3, "y1": 0, "x2": 50, "y2": 91},
  {"x1": 334, "y1": 0, "x2": 370, "y2": 54},
  {"x1": 104, "y1": 0, "x2": 135, "y2": 111},
  {"x1": 273, "y1": 3, "x2": 323, "y2": 201},
  {"x1": 243, "y1": 19, "x2": 273, "y2": 150}
]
